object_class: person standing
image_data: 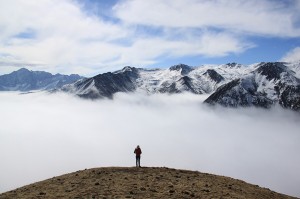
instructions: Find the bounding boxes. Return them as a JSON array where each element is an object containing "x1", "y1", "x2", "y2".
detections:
[{"x1": 134, "y1": 145, "x2": 142, "y2": 167}]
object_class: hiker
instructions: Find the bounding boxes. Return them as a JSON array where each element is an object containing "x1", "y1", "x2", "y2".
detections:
[{"x1": 134, "y1": 145, "x2": 142, "y2": 167}]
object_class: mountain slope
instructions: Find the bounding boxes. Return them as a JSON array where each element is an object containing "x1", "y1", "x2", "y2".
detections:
[
  {"x1": 61, "y1": 63, "x2": 244, "y2": 98},
  {"x1": 0, "y1": 167, "x2": 296, "y2": 199},
  {"x1": 204, "y1": 62, "x2": 300, "y2": 111},
  {"x1": 62, "y1": 66, "x2": 139, "y2": 99},
  {"x1": 0, "y1": 68, "x2": 82, "y2": 91}
]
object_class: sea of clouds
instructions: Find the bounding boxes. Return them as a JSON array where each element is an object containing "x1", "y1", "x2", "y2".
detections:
[{"x1": 0, "y1": 91, "x2": 299, "y2": 197}]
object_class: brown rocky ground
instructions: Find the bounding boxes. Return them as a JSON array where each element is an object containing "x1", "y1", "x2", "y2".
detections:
[{"x1": 0, "y1": 167, "x2": 298, "y2": 199}]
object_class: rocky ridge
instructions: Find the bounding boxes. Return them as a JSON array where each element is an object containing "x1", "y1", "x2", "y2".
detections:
[{"x1": 0, "y1": 167, "x2": 297, "y2": 199}]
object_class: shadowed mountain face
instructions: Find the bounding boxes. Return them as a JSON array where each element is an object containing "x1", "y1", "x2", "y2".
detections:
[
  {"x1": 204, "y1": 78, "x2": 274, "y2": 108},
  {"x1": 203, "y1": 69, "x2": 224, "y2": 83},
  {"x1": 0, "y1": 167, "x2": 296, "y2": 199},
  {"x1": 62, "y1": 66, "x2": 139, "y2": 99},
  {"x1": 204, "y1": 62, "x2": 300, "y2": 111},
  {"x1": 0, "y1": 68, "x2": 82, "y2": 91},
  {"x1": 169, "y1": 63, "x2": 193, "y2": 75},
  {"x1": 277, "y1": 83, "x2": 300, "y2": 111},
  {"x1": 61, "y1": 62, "x2": 300, "y2": 111},
  {"x1": 255, "y1": 62, "x2": 288, "y2": 81}
]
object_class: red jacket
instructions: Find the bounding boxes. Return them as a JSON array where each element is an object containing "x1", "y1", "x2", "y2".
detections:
[{"x1": 134, "y1": 147, "x2": 142, "y2": 156}]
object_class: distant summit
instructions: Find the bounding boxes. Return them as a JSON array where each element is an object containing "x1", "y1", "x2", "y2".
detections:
[
  {"x1": 169, "y1": 64, "x2": 193, "y2": 75},
  {"x1": 0, "y1": 68, "x2": 82, "y2": 91},
  {"x1": 225, "y1": 62, "x2": 242, "y2": 68}
]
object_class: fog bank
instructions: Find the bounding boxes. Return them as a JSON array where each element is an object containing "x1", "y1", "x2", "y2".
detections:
[{"x1": 0, "y1": 92, "x2": 299, "y2": 197}]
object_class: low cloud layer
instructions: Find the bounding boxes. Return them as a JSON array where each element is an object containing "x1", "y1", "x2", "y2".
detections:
[
  {"x1": 0, "y1": 92, "x2": 299, "y2": 197},
  {"x1": 114, "y1": 0, "x2": 300, "y2": 37}
]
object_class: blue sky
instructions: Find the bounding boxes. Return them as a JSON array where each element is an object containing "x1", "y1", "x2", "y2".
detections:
[{"x1": 0, "y1": 0, "x2": 300, "y2": 76}]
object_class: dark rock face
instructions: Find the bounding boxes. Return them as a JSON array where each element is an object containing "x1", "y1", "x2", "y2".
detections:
[
  {"x1": 70, "y1": 66, "x2": 139, "y2": 99},
  {"x1": 204, "y1": 79, "x2": 241, "y2": 105},
  {"x1": 255, "y1": 62, "x2": 287, "y2": 80},
  {"x1": 93, "y1": 70, "x2": 138, "y2": 98},
  {"x1": 204, "y1": 78, "x2": 274, "y2": 108},
  {"x1": 0, "y1": 68, "x2": 81, "y2": 91},
  {"x1": 203, "y1": 69, "x2": 224, "y2": 83},
  {"x1": 276, "y1": 83, "x2": 300, "y2": 111},
  {"x1": 178, "y1": 76, "x2": 198, "y2": 94},
  {"x1": 169, "y1": 64, "x2": 193, "y2": 75},
  {"x1": 226, "y1": 62, "x2": 240, "y2": 68}
]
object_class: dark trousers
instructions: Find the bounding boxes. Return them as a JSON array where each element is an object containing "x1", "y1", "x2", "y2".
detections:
[{"x1": 136, "y1": 156, "x2": 141, "y2": 167}]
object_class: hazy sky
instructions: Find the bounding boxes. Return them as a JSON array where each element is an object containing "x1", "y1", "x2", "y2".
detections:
[
  {"x1": 0, "y1": 92, "x2": 299, "y2": 197},
  {"x1": 0, "y1": 0, "x2": 300, "y2": 76}
]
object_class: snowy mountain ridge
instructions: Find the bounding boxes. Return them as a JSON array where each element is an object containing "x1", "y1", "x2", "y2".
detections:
[
  {"x1": 61, "y1": 61, "x2": 300, "y2": 111},
  {"x1": 204, "y1": 62, "x2": 300, "y2": 110},
  {"x1": 61, "y1": 63, "x2": 243, "y2": 97}
]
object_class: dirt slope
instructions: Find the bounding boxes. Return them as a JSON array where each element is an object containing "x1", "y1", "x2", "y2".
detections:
[{"x1": 0, "y1": 167, "x2": 297, "y2": 199}]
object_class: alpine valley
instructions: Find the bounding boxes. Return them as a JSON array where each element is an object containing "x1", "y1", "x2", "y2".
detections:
[{"x1": 61, "y1": 61, "x2": 300, "y2": 111}]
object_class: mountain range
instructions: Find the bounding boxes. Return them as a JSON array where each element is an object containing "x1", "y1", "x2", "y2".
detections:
[
  {"x1": 61, "y1": 61, "x2": 300, "y2": 111},
  {"x1": 1, "y1": 62, "x2": 299, "y2": 111},
  {"x1": 0, "y1": 68, "x2": 82, "y2": 91}
]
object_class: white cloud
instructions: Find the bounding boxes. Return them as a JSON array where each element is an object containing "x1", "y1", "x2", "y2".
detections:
[
  {"x1": 0, "y1": 0, "x2": 255, "y2": 76},
  {"x1": 0, "y1": 0, "x2": 299, "y2": 76},
  {"x1": 0, "y1": 0, "x2": 125, "y2": 42},
  {"x1": 106, "y1": 32, "x2": 252, "y2": 67},
  {"x1": 281, "y1": 47, "x2": 300, "y2": 62},
  {"x1": 0, "y1": 0, "x2": 129, "y2": 75},
  {"x1": 0, "y1": 92, "x2": 299, "y2": 197},
  {"x1": 113, "y1": 0, "x2": 300, "y2": 37}
]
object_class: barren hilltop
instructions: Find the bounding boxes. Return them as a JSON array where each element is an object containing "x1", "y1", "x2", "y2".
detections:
[{"x1": 0, "y1": 167, "x2": 297, "y2": 199}]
